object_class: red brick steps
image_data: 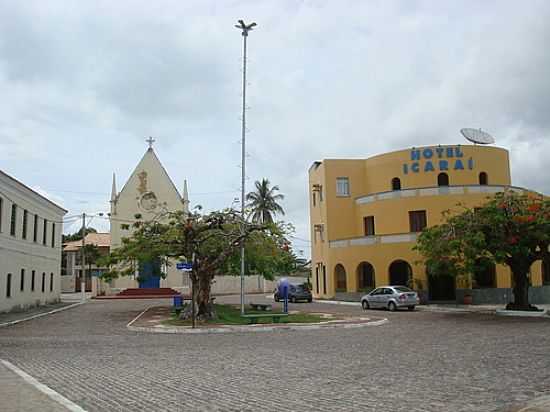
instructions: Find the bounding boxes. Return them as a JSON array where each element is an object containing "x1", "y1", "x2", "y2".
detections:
[{"x1": 94, "y1": 288, "x2": 184, "y2": 300}]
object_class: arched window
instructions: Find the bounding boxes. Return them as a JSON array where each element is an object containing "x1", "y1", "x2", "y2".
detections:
[
  {"x1": 389, "y1": 260, "x2": 413, "y2": 286},
  {"x1": 437, "y1": 173, "x2": 449, "y2": 187},
  {"x1": 479, "y1": 172, "x2": 488, "y2": 185},
  {"x1": 41, "y1": 272, "x2": 46, "y2": 293},
  {"x1": 473, "y1": 258, "x2": 496, "y2": 288},
  {"x1": 391, "y1": 177, "x2": 401, "y2": 191},
  {"x1": 334, "y1": 264, "x2": 347, "y2": 292},
  {"x1": 357, "y1": 262, "x2": 375, "y2": 291},
  {"x1": 50, "y1": 273, "x2": 54, "y2": 292}
]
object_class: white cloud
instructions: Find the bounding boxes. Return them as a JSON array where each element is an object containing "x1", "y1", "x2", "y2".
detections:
[{"x1": 0, "y1": 0, "x2": 549, "y2": 252}]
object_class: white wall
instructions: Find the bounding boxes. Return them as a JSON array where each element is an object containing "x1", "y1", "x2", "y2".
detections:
[{"x1": 0, "y1": 172, "x2": 65, "y2": 313}]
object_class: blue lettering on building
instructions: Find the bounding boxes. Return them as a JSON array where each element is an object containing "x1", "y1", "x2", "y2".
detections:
[
  {"x1": 411, "y1": 150, "x2": 421, "y2": 161},
  {"x1": 402, "y1": 146, "x2": 473, "y2": 175}
]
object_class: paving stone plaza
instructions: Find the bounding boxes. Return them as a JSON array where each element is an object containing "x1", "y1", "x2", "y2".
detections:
[{"x1": 1, "y1": 297, "x2": 550, "y2": 411}]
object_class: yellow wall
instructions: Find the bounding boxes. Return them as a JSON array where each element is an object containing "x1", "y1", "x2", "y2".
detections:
[{"x1": 308, "y1": 144, "x2": 543, "y2": 299}]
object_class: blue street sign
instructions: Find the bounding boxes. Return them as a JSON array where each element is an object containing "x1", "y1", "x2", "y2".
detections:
[{"x1": 177, "y1": 262, "x2": 193, "y2": 271}]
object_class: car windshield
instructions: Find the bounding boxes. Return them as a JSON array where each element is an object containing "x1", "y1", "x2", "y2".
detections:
[
  {"x1": 294, "y1": 285, "x2": 306, "y2": 292},
  {"x1": 393, "y1": 286, "x2": 413, "y2": 292}
]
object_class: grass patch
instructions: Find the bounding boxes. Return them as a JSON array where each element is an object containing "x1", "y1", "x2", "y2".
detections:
[{"x1": 162, "y1": 304, "x2": 327, "y2": 326}]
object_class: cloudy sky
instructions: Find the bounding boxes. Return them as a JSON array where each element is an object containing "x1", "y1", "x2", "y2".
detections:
[{"x1": 1, "y1": 0, "x2": 549, "y2": 257}]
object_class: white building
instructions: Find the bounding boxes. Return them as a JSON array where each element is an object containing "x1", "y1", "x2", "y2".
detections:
[
  {"x1": 105, "y1": 140, "x2": 190, "y2": 293},
  {"x1": 0, "y1": 170, "x2": 67, "y2": 313}
]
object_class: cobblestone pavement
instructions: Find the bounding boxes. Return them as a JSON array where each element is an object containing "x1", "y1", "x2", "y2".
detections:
[
  {"x1": 0, "y1": 296, "x2": 549, "y2": 412},
  {"x1": 0, "y1": 301, "x2": 74, "y2": 325}
]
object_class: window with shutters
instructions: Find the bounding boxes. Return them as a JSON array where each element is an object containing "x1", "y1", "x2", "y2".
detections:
[
  {"x1": 22, "y1": 210, "x2": 28, "y2": 239},
  {"x1": 409, "y1": 210, "x2": 427, "y2": 232},
  {"x1": 363, "y1": 216, "x2": 375, "y2": 236},
  {"x1": 10, "y1": 204, "x2": 17, "y2": 236}
]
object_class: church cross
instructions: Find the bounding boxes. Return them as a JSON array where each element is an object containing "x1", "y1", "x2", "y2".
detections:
[{"x1": 146, "y1": 136, "x2": 155, "y2": 148}]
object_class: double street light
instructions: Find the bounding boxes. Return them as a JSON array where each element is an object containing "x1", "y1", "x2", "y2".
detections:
[{"x1": 235, "y1": 20, "x2": 257, "y2": 315}]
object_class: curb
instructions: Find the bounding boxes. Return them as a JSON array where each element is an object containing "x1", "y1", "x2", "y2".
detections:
[
  {"x1": 126, "y1": 306, "x2": 388, "y2": 334},
  {"x1": 0, "y1": 301, "x2": 85, "y2": 329},
  {"x1": 516, "y1": 394, "x2": 550, "y2": 412},
  {"x1": 0, "y1": 359, "x2": 87, "y2": 411},
  {"x1": 496, "y1": 308, "x2": 549, "y2": 318},
  {"x1": 313, "y1": 299, "x2": 361, "y2": 307}
]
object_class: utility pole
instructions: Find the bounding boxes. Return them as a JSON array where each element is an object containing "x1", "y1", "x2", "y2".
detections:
[
  {"x1": 235, "y1": 19, "x2": 257, "y2": 315},
  {"x1": 80, "y1": 213, "x2": 86, "y2": 302}
]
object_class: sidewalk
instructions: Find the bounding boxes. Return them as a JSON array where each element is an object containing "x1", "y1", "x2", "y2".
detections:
[
  {"x1": 314, "y1": 299, "x2": 550, "y2": 314},
  {"x1": 0, "y1": 293, "x2": 88, "y2": 328},
  {"x1": 0, "y1": 360, "x2": 76, "y2": 412}
]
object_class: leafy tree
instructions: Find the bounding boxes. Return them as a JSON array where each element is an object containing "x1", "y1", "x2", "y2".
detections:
[
  {"x1": 223, "y1": 222, "x2": 297, "y2": 280},
  {"x1": 101, "y1": 209, "x2": 292, "y2": 320},
  {"x1": 415, "y1": 191, "x2": 550, "y2": 310},
  {"x1": 63, "y1": 227, "x2": 98, "y2": 243},
  {"x1": 82, "y1": 244, "x2": 101, "y2": 274},
  {"x1": 246, "y1": 178, "x2": 285, "y2": 224}
]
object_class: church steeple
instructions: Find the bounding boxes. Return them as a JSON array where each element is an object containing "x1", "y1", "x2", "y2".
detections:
[
  {"x1": 110, "y1": 172, "x2": 117, "y2": 202},
  {"x1": 182, "y1": 179, "x2": 190, "y2": 213}
]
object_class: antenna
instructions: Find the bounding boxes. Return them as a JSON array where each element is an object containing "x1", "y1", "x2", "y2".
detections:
[{"x1": 460, "y1": 128, "x2": 495, "y2": 145}]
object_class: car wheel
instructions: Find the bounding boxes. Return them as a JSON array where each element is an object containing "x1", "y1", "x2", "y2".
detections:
[
  {"x1": 388, "y1": 302, "x2": 397, "y2": 312},
  {"x1": 274, "y1": 295, "x2": 279, "y2": 302},
  {"x1": 307, "y1": 298, "x2": 312, "y2": 303},
  {"x1": 408, "y1": 305, "x2": 415, "y2": 311},
  {"x1": 362, "y1": 300, "x2": 369, "y2": 310}
]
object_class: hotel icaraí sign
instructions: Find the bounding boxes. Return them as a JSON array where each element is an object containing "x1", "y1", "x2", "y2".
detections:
[{"x1": 403, "y1": 145, "x2": 474, "y2": 174}]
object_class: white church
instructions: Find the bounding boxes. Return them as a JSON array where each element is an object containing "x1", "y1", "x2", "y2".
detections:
[
  {"x1": 100, "y1": 138, "x2": 190, "y2": 295},
  {"x1": 96, "y1": 139, "x2": 294, "y2": 297}
]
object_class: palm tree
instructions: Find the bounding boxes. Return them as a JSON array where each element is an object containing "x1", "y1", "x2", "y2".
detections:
[{"x1": 246, "y1": 179, "x2": 285, "y2": 224}]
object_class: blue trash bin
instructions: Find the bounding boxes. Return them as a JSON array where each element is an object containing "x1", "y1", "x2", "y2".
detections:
[{"x1": 173, "y1": 295, "x2": 183, "y2": 308}]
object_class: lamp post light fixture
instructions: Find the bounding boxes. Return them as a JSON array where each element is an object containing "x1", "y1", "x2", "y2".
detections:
[{"x1": 235, "y1": 19, "x2": 257, "y2": 315}]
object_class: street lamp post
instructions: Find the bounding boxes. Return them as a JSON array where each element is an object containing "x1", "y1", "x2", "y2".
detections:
[{"x1": 235, "y1": 19, "x2": 257, "y2": 315}]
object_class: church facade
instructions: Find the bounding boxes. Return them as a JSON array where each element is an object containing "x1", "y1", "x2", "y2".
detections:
[{"x1": 102, "y1": 142, "x2": 190, "y2": 294}]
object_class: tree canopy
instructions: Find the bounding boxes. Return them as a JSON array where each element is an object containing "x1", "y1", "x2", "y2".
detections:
[
  {"x1": 101, "y1": 208, "x2": 297, "y2": 319},
  {"x1": 415, "y1": 191, "x2": 550, "y2": 310}
]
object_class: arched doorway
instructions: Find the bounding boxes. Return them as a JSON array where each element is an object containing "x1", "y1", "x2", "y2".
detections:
[
  {"x1": 334, "y1": 264, "x2": 347, "y2": 292},
  {"x1": 389, "y1": 260, "x2": 412, "y2": 286},
  {"x1": 473, "y1": 258, "x2": 496, "y2": 288},
  {"x1": 542, "y1": 259, "x2": 550, "y2": 285},
  {"x1": 356, "y1": 262, "x2": 375, "y2": 291},
  {"x1": 427, "y1": 262, "x2": 456, "y2": 301}
]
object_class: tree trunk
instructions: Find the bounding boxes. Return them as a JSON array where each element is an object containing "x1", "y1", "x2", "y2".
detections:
[
  {"x1": 196, "y1": 273, "x2": 216, "y2": 320},
  {"x1": 179, "y1": 272, "x2": 217, "y2": 321},
  {"x1": 509, "y1": 263, "x2": 535, "y2": 311}
]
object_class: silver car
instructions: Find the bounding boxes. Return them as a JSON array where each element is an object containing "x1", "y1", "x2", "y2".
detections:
[{"x1": 361, "y1": 286, "x2": 419, "y2": 311}]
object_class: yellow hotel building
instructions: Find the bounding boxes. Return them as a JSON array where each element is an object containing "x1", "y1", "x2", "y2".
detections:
[{"x1": 309, "y1": 144, "x2": 550, "y2": 304}]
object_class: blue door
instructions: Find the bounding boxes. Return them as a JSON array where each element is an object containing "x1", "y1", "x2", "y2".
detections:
[{"x1": 139, "y1": 260, "x2": 160, "y2": 288}]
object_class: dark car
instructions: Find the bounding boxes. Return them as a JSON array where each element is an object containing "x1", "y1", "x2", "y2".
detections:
[{"x1": 274, "y1": 284, "x2": 313, "y2": 303}]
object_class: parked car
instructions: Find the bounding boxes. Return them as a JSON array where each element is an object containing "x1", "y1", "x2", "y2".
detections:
[
  {"x1": 274, "y1": 284, "x2": 313, "y2": 303},
  {"x1": 361, "y1": 286, "x2": 419, "y2": 311}
]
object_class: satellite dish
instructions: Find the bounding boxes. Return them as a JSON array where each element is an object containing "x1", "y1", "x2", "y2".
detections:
[{"x1": 460, "y1": 128, "x2": 495, "y2": 145}]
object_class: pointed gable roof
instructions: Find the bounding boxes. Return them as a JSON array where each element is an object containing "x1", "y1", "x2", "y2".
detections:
[{"x1": 116, "y1": 147, "x2": 183, "y2": 203}]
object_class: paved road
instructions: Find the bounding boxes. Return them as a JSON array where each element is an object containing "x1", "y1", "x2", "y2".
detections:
[{"x1": 0, "y1": 296, "x2": 549, "y2": 411}]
